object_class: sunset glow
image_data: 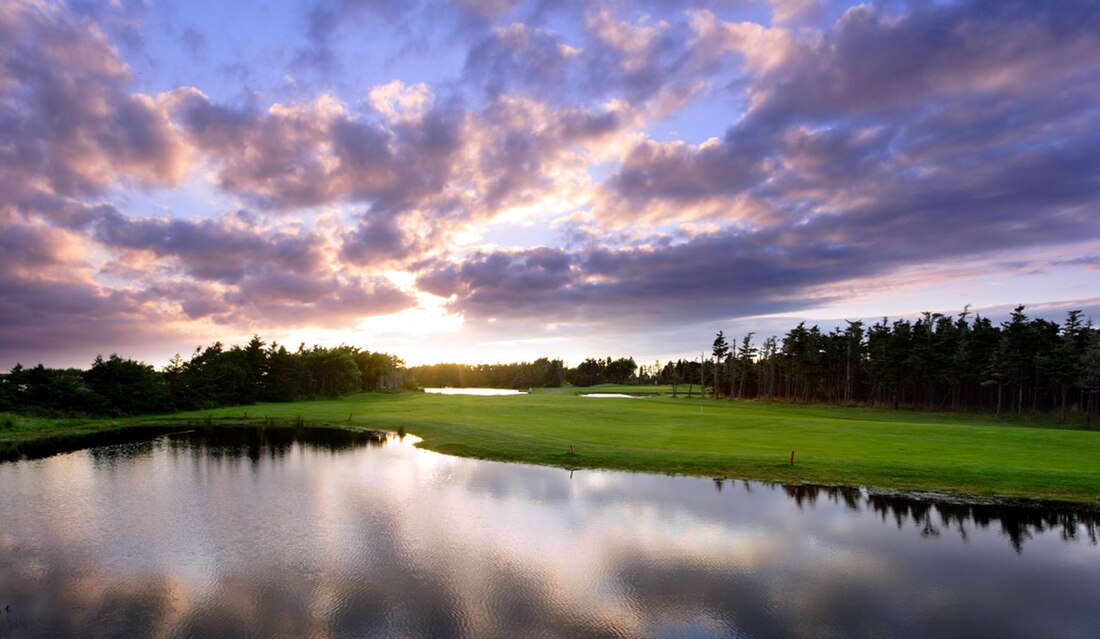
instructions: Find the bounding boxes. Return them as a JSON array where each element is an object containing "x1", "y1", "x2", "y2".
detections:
[{"x1": 2, "y1": 0, "x2": 1098, "y2": 369}]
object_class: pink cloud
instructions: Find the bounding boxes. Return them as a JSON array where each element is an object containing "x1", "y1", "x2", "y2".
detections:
[{"x1": 0, "y1": 2, "x2": 190, "y2": 202}]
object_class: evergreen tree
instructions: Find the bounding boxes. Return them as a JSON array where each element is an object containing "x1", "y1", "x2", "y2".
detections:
[
  {"x1": 712, "y1": 331, "x2": 730, "y2": 399},
  {"x1": 84, "y1": 354, "x2": 169, "y2": 415},
  {"x1": 736, "y1": 333, "x2": 757, "y2": 399},
  {"x1": 1080, "y1": 331, "x2": 1100, "y2": 428}
]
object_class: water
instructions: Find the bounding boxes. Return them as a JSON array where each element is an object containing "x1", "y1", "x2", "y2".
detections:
[
  {"x1": 423, "y1": 388, "x2": 527, "y2": 396},
  {"x1": 1, "y1": 428, "x2": 1098, "y2": 638}
]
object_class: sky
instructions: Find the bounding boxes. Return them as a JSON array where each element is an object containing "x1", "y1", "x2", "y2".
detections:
[{"x1": 2, "y1": 0, "x2": 1099, "y2": 370}]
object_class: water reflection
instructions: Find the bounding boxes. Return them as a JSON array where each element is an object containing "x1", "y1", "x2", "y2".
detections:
[
  {"x1": 1, "y1": 423, "x2": 387, "y2": 464},
  {"x1": 781, "y1": 484, "x2": 1099, "y2": 553},
  {"x1": 1, "y1": 429, "x2": 1098, "y2": 638},
  {"x1": 423, "y1": 387, "x2": 527, "y2": 396},
  {"x1": 160, "y1": 425, "x2": 387, "y2": 463}
]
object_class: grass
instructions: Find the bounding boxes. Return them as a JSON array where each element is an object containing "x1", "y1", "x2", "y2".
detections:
[
  {"x1": 0, "y1": 412, "x2": 108, "y2": 440},
  {"x1": 4, "y1": 393, "x2": 1100, "y2": 504}
]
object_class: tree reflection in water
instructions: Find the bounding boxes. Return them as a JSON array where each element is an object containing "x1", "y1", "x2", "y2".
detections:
[
  {"x1": 783, "y1": 483, "x2": 1098, "y2": 553},
  {"x1": 1, "y1": 428, "x2": 1098, "y2": 638}
]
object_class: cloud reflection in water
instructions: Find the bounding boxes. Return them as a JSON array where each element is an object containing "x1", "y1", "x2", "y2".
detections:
[{"x1": 0, "y1": 429, "x2": 1097, "y2": 638}]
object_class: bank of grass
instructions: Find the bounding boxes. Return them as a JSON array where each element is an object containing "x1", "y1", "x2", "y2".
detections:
[
  {"x1": 4, "y1": 392, "x2": 1099, "y2": 504},
  {"x1": 185, "y1": 391, "x2": 1100, "y2": 504},
  {"x1": 0, "y1": 412, "x2": 107, "y2": 440}
]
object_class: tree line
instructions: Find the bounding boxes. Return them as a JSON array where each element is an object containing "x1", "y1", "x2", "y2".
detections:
[
  {"x1": 0, "y1": 337, "x2": 408, "y2": 417},
  {"x1": 662, "y1": 307, "x2": 1099, "y2": 425},
  {"x1": 2, "y1": 306, "x2": 1098, "y2": 424},
  {"x1": 406, "y1": 356, "x2": 637, "y2": 389}
]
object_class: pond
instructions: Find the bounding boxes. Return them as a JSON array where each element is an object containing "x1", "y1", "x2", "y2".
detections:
[
  {"x1": 423, "y1": 387, "x2": 527, "y2": 396},
  {"x1": 1, "y1": 427, "x2": 1098, "y2": 638}
]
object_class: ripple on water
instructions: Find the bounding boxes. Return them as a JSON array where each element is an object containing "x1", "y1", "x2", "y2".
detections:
[
  {"x1": 423, "y1": 387, "x2": 527, "y2": 396},
  {"x1": 0, "y1": 428, "x2": 1098, "y2": 638}
]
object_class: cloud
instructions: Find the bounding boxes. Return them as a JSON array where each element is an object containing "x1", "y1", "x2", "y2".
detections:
[
  {"x1": 89, "y1": 208, "x2": 324, "y2": 284},
  {"x1": 0, "y1": 216, "x2": 175, "y2": 365},
  {"x1": 749, "y1": 0, "x2": 1100, "y2": 123},
  {"x1": 161, "y1": 81, "x2": 620, "y2": 258},
  {"x1": 368, "y1": 80, "x2": 434, "y2": 122},
  {"x1": 453, "y1": 0, "x2": 522, "y2": 22},
  {"x1": 4, "y1": 0, "x2": 1100, "y2": 368},
  {"x1": 583, "y1": 6, "x2": 669, "y2": 74},
  {"x1": 0, "y1": 2, "x2": 191, "y2": 203},
  {"x1": 418, "y1": 246, "x2": 577, "y2": 315},
  {"x1": 461, "y1": 5, "x2": 718, "y2": 117},
  {"x1": 600, "y1": 134, "x2": 771, "y2": 226},
  {"x1": 597, "y1": 1, "x2": 1100, "y2": 238},
  {"x1": 166, "y1": 89, "x2": 346, "y2": 208},
  {"x1": 420, "y1": 158, "x2": 1100, "y2": 326},
  {"x1": 0, "y1": 218, "x2": 88, "y2": 275},
  {"x1": 296, "y1": 0, "x2": 421, "y2": 74},
  {"x1": 767, "y1": 0, "x2": 825, "y2": 26},
  {"x1": 85, "y1": 205, "x2": 418, "y2": 325},
  {"x1": 416, "y1": 226, "x2": 869, "y2": 324},
  {"x1": 216, "y1": 272, "x2": 413, "y2": 328},
  {"x1": 0, "y1": 208, "x2": 417, "y2": 366},
  {"x1": 164, "y1": 87, "x2": 471, "y2": 219},
  {"x1": 465, "y1": 22, "x2": 577, "y2": 98},
  {"x1": 578, "y1": 6, "x2": 708, "y2": 112},
  {"x1": 341, "y1": 214, "x2": 420, "y2": 266},
  {"x1": 687, "y1": 9, "x2": 796, "y2": 74}
]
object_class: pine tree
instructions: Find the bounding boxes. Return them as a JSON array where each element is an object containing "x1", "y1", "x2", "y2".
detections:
[{"x1": 712, "y1": 331, "x2": 730, "y2": 399}]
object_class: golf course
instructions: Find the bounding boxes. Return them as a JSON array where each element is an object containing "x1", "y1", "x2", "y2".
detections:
[{"x1": 5, "y1": 387, "x2": 1099, "y2": 505}]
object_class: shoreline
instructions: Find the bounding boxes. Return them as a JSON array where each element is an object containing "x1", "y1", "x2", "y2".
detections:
[{"x1": 4, "y1": 414, "x2": 1099, "y2": 511}]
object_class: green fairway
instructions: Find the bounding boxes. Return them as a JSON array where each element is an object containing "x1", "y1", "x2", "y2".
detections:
[{"x1": 5, "y1": 391, "x2": 1100, "y2": 503}]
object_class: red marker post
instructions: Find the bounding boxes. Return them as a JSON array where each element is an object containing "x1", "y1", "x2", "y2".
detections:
[{"x1": 790, "y1": 450, "x2": 795, "y2": 465}]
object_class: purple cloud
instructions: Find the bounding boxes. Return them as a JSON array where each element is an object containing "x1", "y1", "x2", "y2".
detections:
[
  {"x1": 751, "y1": 0, "x2": 1100, "y2": 124},
  {"x1": 3, "y1": 0, "x2": 1100, "y2": 369},
  {"x1": 465, "y1": 22, "x2": 576, "y2": 97},
  {"x1": 88, "y1": 208, "x2": 323, "y2": 283},
  {"x1": 0, "y1": 2, "x2": 188, "y2": 202},
  {"x1": 417, "y1": 228, "x2": 869, "y2": 323}
]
